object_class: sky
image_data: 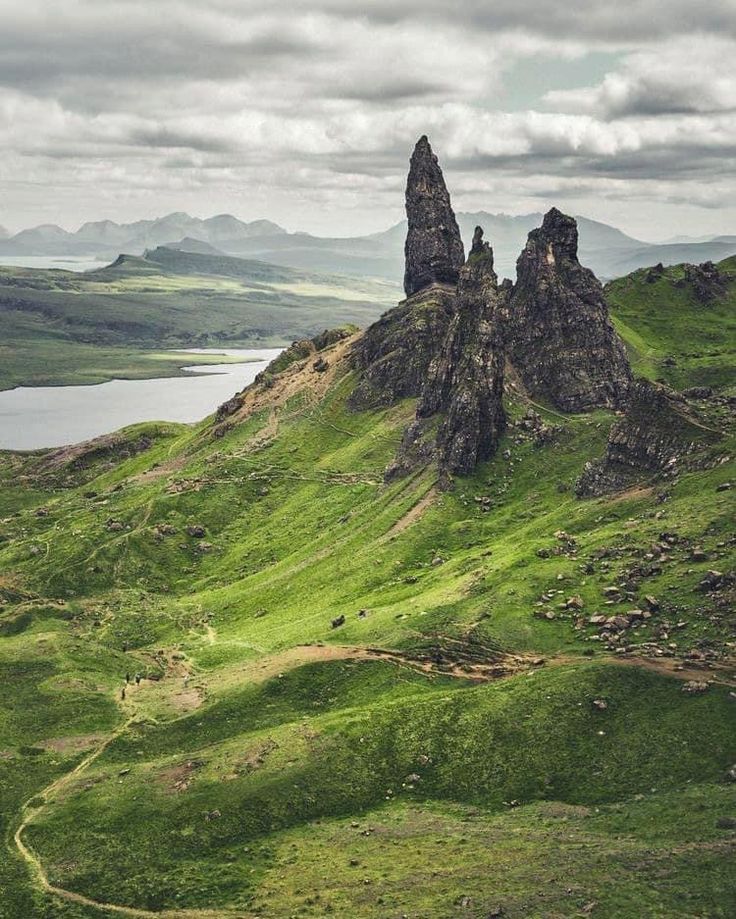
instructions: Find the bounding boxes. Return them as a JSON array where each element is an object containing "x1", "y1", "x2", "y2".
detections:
[{"x1": 1, "y1": 0, "x2": 735, "y2": 241}]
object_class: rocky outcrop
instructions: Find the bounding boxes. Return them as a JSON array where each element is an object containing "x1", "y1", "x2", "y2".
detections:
[
  {"x1": 403, "y1": 135, "x2": 465, "y2": 298},
  {"x1": 387, "y1": 228, "x2": 506, "y2": 486},
  {"x1": 348, "y1": 288, "x2": 456, "y2": 410},
  {"x1": 678, "y1": 261, "x2": 728, "y2": 304},
  {"x1": 576, "y1": 379, "x2": 720, "y2": 496},
  {"x1": 505, "y1": 208, "x2": 632, "y2": 412}
]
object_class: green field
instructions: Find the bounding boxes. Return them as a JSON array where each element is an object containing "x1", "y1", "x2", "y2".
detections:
[
  {"x1": 0, "y1": 248, "x2": 399, "y2": 390},
  {"x1": 0, "y1": 257, "x2": 734, "y2": 918}
]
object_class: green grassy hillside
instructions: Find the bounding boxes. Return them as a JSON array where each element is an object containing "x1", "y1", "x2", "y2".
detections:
[
  {"x1": 606, "y1": 255, "x2": 736, "y2": 389},
  {"x1": 0, "y1": 266, "x2": 734, "y2": 917},
  {"x1": 0, "y1": 250, "x2": 398, "y2": 390}
]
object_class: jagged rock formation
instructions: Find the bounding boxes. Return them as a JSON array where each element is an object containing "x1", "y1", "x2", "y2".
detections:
[
  {"x1": 403, "y1": 136, "x2": 465, "y2": 297},
  {"x1": 504, "y1": 208, "x2": 632, "y2": 412},
  {"x1": 387, "y1": 228, "x2": 506, "y2": 485},
  {"x1": 350, "y1": 141, "x2": 641, "y2": 488},
  {"x1": 348, "y1": 288, "x2": 456, "y2": 410},
  {"x1": 576, "y1": 379, "x2": 720, "y2": 496},
  {"x1": 678, "y1": 261, "x2": 727, "y2": 304}
]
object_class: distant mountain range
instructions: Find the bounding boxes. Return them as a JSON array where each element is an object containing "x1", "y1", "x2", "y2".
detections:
[
  {"x1": 0, "y1": 213, "x2": 285, "y2": 258},
  {"x1": 1, "y1": 210, "x2": 734, "y2": 282}
]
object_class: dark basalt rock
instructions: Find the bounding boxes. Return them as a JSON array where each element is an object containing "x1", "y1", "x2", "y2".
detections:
[
  {"x1": 387, "y1": 228, "x2": 506, "y2": 486},
  {"x1": 677, "y1": 261, "x2": 728, "y2": 304},
  {"x1": 505, "y1": 208, "x2": 632, "y2": 412},
  {"x1": 348, "y1": 287, "x2": 456, "y2": 410},
  {"x1": 403, "y1": 135, "x2": 465, "y2": 298},
  {"x1": 576, "y1": 379, "x2": 720, "y2": 496}
]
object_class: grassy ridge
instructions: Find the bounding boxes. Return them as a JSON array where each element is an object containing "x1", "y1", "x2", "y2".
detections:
[{"x1": 606, "y1": 255, "x2": 736, "y2": 389}]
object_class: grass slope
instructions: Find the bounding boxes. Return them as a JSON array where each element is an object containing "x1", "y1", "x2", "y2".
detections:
[
  {"x1": 0, "y1": 280, "x2": 734, "y2": 917},
  {"x1": 606, "y1": 255, "x2": 736, "y2": 390}
]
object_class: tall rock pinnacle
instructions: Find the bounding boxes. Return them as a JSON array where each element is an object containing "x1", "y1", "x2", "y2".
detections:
[
  {"x1": 403, "y1": 136, "x2": 465, "y2": 298},
  {"x1": 388, "y1": 226, "x2": 506, "y2": 487},
  {"x1": 504, "y1": 208, "x2": 632, "y2": 412}
]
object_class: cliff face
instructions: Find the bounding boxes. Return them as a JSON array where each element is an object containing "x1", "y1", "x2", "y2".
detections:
[
  {"x1": 349, "y1": 140, "x2": 637, "y2": 489},
  {"x1": 403, "y1": 136, "x2": 465, "y2": 298},
  {"x1": 418, "y1": 228, "x2": 506, "y2": 480},
  {"x1": 348, "y1": 288, "x2": 456, "y2": 410},
  {"x1": 505, "y1": 208, "x2": 632, "y2": 412},
  {"x1": 576, "y1": 379, "x2": 719, "y2": 496}
]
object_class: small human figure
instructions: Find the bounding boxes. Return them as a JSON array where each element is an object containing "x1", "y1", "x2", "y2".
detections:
[
  {"x1": 121, "y1": 686, "x2": 126, "y2": 701},
  {"x1": 135, "y1": 673, "x2": 141, "y2": 685},
  {"x1": 125, "y1": 672, "x2": 130, "y2": 684}
]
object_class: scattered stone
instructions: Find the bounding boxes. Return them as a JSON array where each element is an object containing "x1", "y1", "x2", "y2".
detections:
[
  {"x1": 186, "y1": 525, "x2": 206, "y2": 538},
  {"x1": 591, "y1": 699, "x2": 608, "y2": 711},
  {"x1": 715, "y1": 817, "x2": 736, "y2": 830},
  {"x1": 682, "y1": 680, "x2": 709, "y2": 694},
  {"x1": 331, "y1": 615, "x2": 346, "y2": 629}
]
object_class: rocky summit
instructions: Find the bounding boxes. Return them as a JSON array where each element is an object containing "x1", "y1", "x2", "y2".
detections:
[
  {"x1": 355, "y1": 142, "x2": 635, "y2": 488},
  {"x1": 403, "y1": 135, "x2": 465, "y2": 298},
  {"x1": 504, "y1": 207, "x2": 632, "y2": 412}
]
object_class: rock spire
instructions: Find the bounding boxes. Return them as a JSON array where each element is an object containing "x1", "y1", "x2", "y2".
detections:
[
  {"x1": 504, "y1": 208, "x2": 631, "y2": 412},
  {"x1": 403, "y1": 135, "x2": 465, "y2": 298}
]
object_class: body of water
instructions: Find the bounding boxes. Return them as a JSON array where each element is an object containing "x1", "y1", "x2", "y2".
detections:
[
  {"x1": 0, "y1": 348, "x2": 282, "y2": 451},
  {"x1": 0, "y1": 255, "x2": 109, "y2": 272}
]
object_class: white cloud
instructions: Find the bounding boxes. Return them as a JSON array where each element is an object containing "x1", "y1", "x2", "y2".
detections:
[{"x1": 0, "y1": 1, "x2": 735, "y2": 237}]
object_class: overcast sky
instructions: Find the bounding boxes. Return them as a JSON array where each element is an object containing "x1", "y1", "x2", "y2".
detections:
[{"x1": 1, "y1": 0, "x2": 735, "y2": 240}]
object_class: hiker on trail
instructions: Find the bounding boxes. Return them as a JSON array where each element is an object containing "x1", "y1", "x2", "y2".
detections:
[
  {"x1": 135, "y1": 673, "x2": 141, "y2": 685},
  {"x1": 125, "y1": 672, "x2": 130, "y2": 684},
  {"x1": 121, "y1": 686, "x2": 126, "y2": 701}
]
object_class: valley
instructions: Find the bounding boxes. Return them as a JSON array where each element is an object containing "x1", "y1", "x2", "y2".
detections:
[{"x1": 0, "y1": 249, "x2": 397, "y2": 391}]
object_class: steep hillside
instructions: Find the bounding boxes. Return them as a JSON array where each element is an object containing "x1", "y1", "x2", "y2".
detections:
[
  {"x1": 606, "y1": 256, "x2": 736, "y2": 390},
  {"x1": 0, "y1": 140, "x2": 734, "y2": 918}
]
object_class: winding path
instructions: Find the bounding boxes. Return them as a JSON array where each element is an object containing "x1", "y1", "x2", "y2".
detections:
[{"x1": 11, "y1": 643, "x2": 734, "y2": 917}]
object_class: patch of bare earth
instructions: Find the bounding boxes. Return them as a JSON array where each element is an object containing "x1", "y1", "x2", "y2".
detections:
[
  {"x1": 381, "y1": 487, "x2": 438, "y2": 541},
  {"x1": 229, "y1": 334, "x2": 359, "y2": 426},
  {"x1": 157, "y1": 758, "x2": 205, "y2": 794},
  {"x1": 42, "y1": 733, "x2": 107, "y2": 755}
]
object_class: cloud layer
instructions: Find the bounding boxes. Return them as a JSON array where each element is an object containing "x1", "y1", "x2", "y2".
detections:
[{"x1": 1, "y1": 1, "x2": 734, "y2": 238}]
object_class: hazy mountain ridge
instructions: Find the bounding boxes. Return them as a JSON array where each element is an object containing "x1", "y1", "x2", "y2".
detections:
[
  {"x1": 0, "y1": 213, "x2": 287, "y2": 257},
  {"x1": 3, "y1": 210, "x2": 734, "y2": 282}
]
